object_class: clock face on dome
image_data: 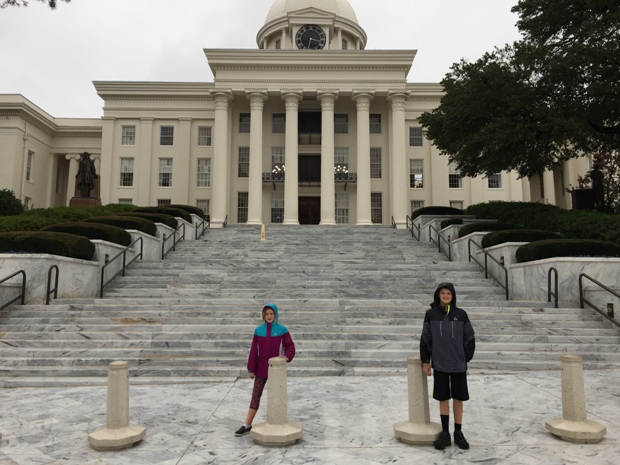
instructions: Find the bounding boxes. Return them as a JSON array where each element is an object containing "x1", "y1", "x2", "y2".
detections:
[{"x1": 296, "y1": 24, "x2": 326, "y2": 50}]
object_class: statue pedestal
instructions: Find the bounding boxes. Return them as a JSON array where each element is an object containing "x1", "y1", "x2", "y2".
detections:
[{"x1": 69, "y1": 197, "x2": 102, "y2": 208}]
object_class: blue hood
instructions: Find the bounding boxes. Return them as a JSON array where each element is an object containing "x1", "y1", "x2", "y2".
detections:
[{"x1": 254, "y1": 303, "x2": 288, "y2": 337}]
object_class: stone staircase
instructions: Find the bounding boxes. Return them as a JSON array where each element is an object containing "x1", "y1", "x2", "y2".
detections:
[{"x1": 1, "y1": 225, "x2": 619, "y2": 386}]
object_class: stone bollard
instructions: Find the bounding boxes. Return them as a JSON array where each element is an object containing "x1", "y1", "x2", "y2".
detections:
[
  {"x1": 394, "y1": 356, "x2": 442, "y2": 445},
  {"x1": 545, "y1": 354, "x2": 606, "y2": 443},
  {"x1": 88, "y1": 361, "x2": 146, "y2": 451},
  {"x1": 251, "y1": 357, "x2": 303, "y2": 447}
]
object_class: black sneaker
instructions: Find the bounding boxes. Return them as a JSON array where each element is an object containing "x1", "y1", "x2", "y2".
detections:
[
  {"x1": 454, "y1": 430, "x2": 470, "y2": 449},
  {"x1": 434, "y1": 431, "x2": 451, "y2": 450},
  {"x1": 234, "y1": 425, "x2": 252, "y2": 437}
]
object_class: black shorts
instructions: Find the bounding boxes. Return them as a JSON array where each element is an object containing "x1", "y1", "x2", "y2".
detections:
[{"x1": 433, "y1": 370, "x2": 469, "y2": 401}]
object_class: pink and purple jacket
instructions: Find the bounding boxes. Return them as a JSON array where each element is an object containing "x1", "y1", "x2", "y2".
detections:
[{"x1": 247, "y1": 303, "x2": 295, "y2": 379}]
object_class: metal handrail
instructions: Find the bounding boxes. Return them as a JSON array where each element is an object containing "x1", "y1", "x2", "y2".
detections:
[
  {"x1": 195, "y1": 218, "x2": 209, "y2": 240},
  {"x1": 407, "y1": 215, "x2": 421, "y2": 241},
  {"x1": 0, "y1": 270, "x2": 26, "y2": 310},
  {"x1": 547, "y1": 267, "x2": 559, "y2": 308},
  {"x1": 162, "y1": 223, "x2": 186, "y2": 259},
  {"x1": 391, "y1": 216, "x2": 396, "y2": 229},
  {"x1": 579, "y1": 273, "x2": 620, "y2": 328},
  {"x1": 46, "y1": 265, "x2": 59, "y2": 305},
  {"x1": 100, "y1": 237, "x2": 144, "y2": 298},
  {"x1": 223, "y1": 215, "x2": 228, "y2": 228},
  {"x1": 429, "y1": 224, "x2": 452, "y2": 261},
  {"x1": 468, "y1": 239, "x2": 509, "y2": 299}
]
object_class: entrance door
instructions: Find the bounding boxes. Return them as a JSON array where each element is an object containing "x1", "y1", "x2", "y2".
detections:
[
  {"x1": 299, "y1": 197, "x2": 321, "y2": 225},
  {"x1": 298, "y1": 155, "x2": 321, "y2": 183}
]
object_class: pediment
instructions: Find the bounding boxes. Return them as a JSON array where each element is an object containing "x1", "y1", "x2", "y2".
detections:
[{"x1": 287, "y1": 7, "x2": 336, "y2": 24}]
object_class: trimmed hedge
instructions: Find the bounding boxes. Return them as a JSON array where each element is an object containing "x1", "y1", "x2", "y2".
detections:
[
  {"x1": 83, "y1": 216, "x2": 157, "y2": 237},
  {"x1": 440, "y1": 218, "x2": 463, "y2": 229},
  {"x1": 168, "y1": 204, "x2": 206, "y2": 220},
  {"x1": 42, "y1": 222, "x2": 132, "y2": 247},
  {"x1": 116, "y1": 212, "x2": 178, "y2": 230},
  {"x1": 481, "y1": 229, "x2": 562, "y2": 249},
  {"x1": 132, "y1": 207, "x2": 192, "y2": 223},
  {"x1": 412, "y1": 206, "x2": 463, "y2": 220},
  {"x1": 458, "y1": 222, "x2": 522, "y2": 238},
  {"x1": 0, "y1": 231, "x2": 95, "y2": 260},
  {"x1": 516, "y1": 239, "x2": 620, "y2": 263}
]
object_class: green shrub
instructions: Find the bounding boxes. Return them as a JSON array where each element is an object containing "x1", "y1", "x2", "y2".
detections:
[
  {"x1": 0, "y1": 215, "x2": 59, "y2": 232},
  {"x1": 116, "y1": 212, "x2": 177, "y2": 229},
  {"x1": 132, "y1": 207, "x2": 192, "y2": 223},
  {"x1": 481, "y1": 229, "x2": 562, "y2": 248},
  {"x1": 458, "y1": 222, "x2": 522, "y2": 238},
  {"x1": 0, "y1": 231, "x2": 95, "y2": 260},
  {"x1": 42, "y1": 222, "x2": 132, "y2": 247},
  {"x1": 0, "y1": 189, "x2": 25, "y2": 217},
  {"x1": 516, "y1": 239, "x2": 620, "y2": 263},
  {"x1": 83, "y1": 216, "x2": 157, "y2": 237},
  {"x1": 168, "y1": 204, "x2": 206, "y2": 220},
  {"x1": 440, "y1": 218, "x2": 463, "y2": 229},
  {"x1": 412, "y1": 206, "x2": 463, "y2": 220}
]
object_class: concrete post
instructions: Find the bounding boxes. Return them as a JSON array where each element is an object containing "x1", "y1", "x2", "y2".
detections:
[
  {"x1": 545, "y1": 354, "x2": 606, "y2": 443},
  {"x1": 251, "y1": 357, "x2": 303, "y2": 446},
  {"x1": 88, "y1": 361, "x2": 146, "y2": 451},
  {"x1": 394, "y1": 356, "x2": 442, "y2": 445}
]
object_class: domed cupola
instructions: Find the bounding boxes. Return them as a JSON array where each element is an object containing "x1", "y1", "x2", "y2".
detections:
[{"x1": 257, "y1": 0, "x2": 367, "y2": 51}]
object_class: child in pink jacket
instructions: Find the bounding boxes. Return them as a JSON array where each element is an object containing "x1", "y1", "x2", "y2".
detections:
[{"x1": 234, "y1": 303, "x2": 295, "y2": 436}]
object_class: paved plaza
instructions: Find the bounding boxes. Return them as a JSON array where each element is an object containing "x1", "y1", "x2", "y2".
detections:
[{"x1": 0, "y1": 369, "x2": 618, "y2": 464}]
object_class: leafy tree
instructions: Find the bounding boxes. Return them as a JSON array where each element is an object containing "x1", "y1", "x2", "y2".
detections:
[
  {"x1": 420, "y1": 0, "x2": 620, "y2": 179},
  {"x1": 574, "y1": 151, "x2": 620, "y2": 211},
  {"x1": 0, "y1": 189, "x2": 25, "y2": 217},
  {"x1": 1, "y1": 0, "x2": 69, "y2": 8}
]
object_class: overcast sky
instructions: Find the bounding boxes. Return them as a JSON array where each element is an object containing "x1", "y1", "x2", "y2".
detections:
[{"x1": 0, "y1": 0, "x2": 523, "y2": 119}]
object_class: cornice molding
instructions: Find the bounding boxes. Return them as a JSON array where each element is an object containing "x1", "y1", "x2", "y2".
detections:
[{"x1": 103, "y1": 107, "x2": 215, "y2": 113}]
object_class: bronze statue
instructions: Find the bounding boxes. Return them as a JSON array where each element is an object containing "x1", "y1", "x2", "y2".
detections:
[
  {"x1": 590, "y1": 163, "x2": 604, "y2": 207},
  {"x1": 76, "y1": 152, "x2": 97, "y2": 198}
]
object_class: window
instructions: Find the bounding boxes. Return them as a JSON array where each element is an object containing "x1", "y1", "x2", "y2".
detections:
[
  {"x1": 160, "y1": 126, "x2": 174, "y2": 146},
  {"x1": 271, "y1": 192, "x2": 284, "y2": 224},
  {"x1": 197, "y1": 158, "x2": 211, "y2": 187},
  {"x1": 410, "y1": 159, "x2": 424, "y2": 188},
  {"x1": 238, "y1": 147, "x2": 250, "y2": 178},
  {"x1": 24, "y1": 196, "x2": 32, "y2": 210},
  {"x1": 370, "y1": 148, "x2": 382, "y2": 179},
  {"x1": 239, "y1": 113, "x2": 251, "y2": 133},
  {"x1": 120, "y1": 158, "x2": 134, "y2": 187},
  {"x1": 488, "y1": 173, "x2": 502, "y2": 189},
  {"x1": 448, "y1": 163, "x2": 462, "y2": 189},
  {"x1": 450, "y1": 201, "x2": 464, "y2": 210},
  {"x1": 272, "y1": 113, "x2": 285, "y2": 133},
  {"x1": 342, "y1": 39, "x2": 348, "y2": 50},
  {"x1": 334, "y1": 147, "x2": 349, "y2": 169},
  {"x1": 196, "y1": 199, "x2": 210, "y2": 216},
  {"x1": 238, "y1": 192, "x2": 249, "y2": 223},
  {"x1": 334, "y1": 114, "x2": 348, "y2": 134},
  {"x1": 26, "y1": 151, "x2": 34, "y2": 181},
  {"x1": 198, "y1": 127, "x2": 212, "y2": 146},
  {"x1": 159, "y1": 158, "x2": 173, "y2": 187},
  {"x1": 371, "y1": 193, "x2": 383, "y2": 224},
  {"x1": 411, "y1": 200, "x2": 425, "y2": 213},
  {"x1": 121, "y1": 126, "x2": 136, "y2": 146},
  {"x1": 118, "y1": 198, "x2": 133, "y2": 205},
  {"x1": 370, "y1": 114, "x2": 381, "y2": 134},
  {"x1": 157, "y1": 199, "x2": 171, "y2": 206},
  {"x1": 335, "y1": 192, "x2": 349, "y2": 224},
  {"x1": 272, "y1": 147, "x2": 285, "y2": 170},
  {"x1": 409, "y1": 127, "x2": 423, "y2": 147}
]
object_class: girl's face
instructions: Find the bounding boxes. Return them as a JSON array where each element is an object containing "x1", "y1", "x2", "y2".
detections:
[
  {"x1": 439, "y1": 288, "x2": 453, "y2": 305},
  {"x1": 263, "y1": 308, "x2": 275, "y2": 323}
]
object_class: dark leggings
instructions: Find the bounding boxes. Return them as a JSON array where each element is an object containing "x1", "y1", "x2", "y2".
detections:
[{"x1": 250, "y1": 376, "x2": 268, "y2": 410}]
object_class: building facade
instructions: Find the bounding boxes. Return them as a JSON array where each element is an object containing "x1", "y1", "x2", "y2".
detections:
[{"x1": 0, "y1": 0, "x2": 591, "y2": 227}]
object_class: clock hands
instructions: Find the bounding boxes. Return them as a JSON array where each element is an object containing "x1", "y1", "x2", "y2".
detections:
[{"x1": 307, "y1": 37, "x2": 316, "y2": 48}]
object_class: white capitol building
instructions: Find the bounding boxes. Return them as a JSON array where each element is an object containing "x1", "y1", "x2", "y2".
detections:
[{"x1": 0, "y1": 0, "x2": 588, "y2": 227}]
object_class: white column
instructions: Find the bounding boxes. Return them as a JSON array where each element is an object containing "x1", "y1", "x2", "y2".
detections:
[
  {"x1": 336, "y1": 27, "x2": 343, "y2": 50},
  {"x1": 247, "y1": 91, "x2": 268, "y2": 224},
  {"x1": 99, "y1": 117, "x2": 115, "y2": 204},
  {"x1": 319, "y1": 91, "x2": 338, "y2": 226},
  {"x1": 137, "y1": 118, "x2": 154, "y2": 206},
  {"x1": 388, "y1": 92, "x2": 409, "y2": 229},
  {"x1": 281, "y1": 27, "x2": 290, "y2": 49},
  {"x1": 65, "y1": 154, "x2": 80, "y2": 205},
  {"x1": 282, "y1": 91, "x2": 302, "y2": 225},
  {"x1": 177, "y1": 117, "x2": 192, "y2": 204},
  {"x1": 544, "y1": 169, "x2": 557, "y2": 205},
  {"x1": 212, "y1": 92, "x2": 233, "y2": 228},
  {"x1": 353, "y1": 92, "x2": 373, "y2": 225}
]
